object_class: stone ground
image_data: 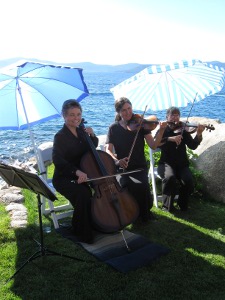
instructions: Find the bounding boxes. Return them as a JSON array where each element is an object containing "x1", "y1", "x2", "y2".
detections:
[{"x1": 0, "y1": 182, "x2": 28, "y2": 228}]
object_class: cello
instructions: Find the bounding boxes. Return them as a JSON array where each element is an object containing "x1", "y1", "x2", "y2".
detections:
[{"x1": 79, "y1": 119, "x2": 139, "y2": 234}]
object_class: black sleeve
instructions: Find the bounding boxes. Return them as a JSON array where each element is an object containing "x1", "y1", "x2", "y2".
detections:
[
  {"x1": 184, "y1": 131, "x2": 201, "y2": 150},
  {"x1": 52, "y1": 133, "x2": 79, "y2": 177}
]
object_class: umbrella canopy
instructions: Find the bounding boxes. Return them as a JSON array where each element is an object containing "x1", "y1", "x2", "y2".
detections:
[
  {"x1": 0, "y1": 60, "x2": 89, "y2": 130},
  {"x1": 0, "y1": 60, "x2": 89, "y2": 168},
  {"x1": 110, "y1": 59, "x2": 225, "y2": 111}
]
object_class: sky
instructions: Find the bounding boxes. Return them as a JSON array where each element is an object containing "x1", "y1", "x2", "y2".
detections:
[{"x1": 1, "y1": 0, "x2": 225, "y2": 65}]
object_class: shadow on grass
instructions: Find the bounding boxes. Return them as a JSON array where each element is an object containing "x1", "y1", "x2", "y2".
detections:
[
  {"x1": 6, "y1": 224, "x2": 100, "y2": 299},
  {"x1": 183, "y1": 196, "x2": 225, "y2": 234},
  {"x1": 5, "y1": 199, "x2": 225, "y2": 300}
]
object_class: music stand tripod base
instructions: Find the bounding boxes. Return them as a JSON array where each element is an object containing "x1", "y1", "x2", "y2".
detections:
[{"x1": 0, "y1": 163, "x2": 88, "y2": 284}]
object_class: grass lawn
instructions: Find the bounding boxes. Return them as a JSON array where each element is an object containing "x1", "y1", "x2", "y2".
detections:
[{"x1": 0, "y1": 188, "x2": 225, "y2": 300}]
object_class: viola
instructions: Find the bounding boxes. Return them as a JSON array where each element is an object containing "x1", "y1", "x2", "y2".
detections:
[
  {"x1": 168, "y1": 121, "x2": 215, "y2": 134},
  {"x1": 127, "y1": 114, "x2": 159, "y2": 131},
  {"x1": 79, "y1": 119, "x2": 139, "y2": 233}
]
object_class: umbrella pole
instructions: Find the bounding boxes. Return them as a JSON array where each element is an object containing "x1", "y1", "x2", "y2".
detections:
[{"x1": 16, "y1": 80, "x2": 41, "y2": 170}]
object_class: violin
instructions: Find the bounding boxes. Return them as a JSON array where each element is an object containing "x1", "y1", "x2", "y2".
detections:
[
  {"x1": 127, "y1": 114, "x2": 159, "y2": 131},
  {"x1": 79, "y1": 119, "x2": 139, "y2": 233},
  {"x1": 168, "y1": 121, "x2": 215, "y2": 134}
]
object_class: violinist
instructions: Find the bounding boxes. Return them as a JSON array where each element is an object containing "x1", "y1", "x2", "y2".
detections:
[
  {"x1": 105, "y1": 97, "x2": 167, "y2": 223},
  {"x1": 156, "y1": 106, "x2": 205, "y2": 212},
  {"x1": 52, "y1": 99, "x2": 98, "y2": 244}
]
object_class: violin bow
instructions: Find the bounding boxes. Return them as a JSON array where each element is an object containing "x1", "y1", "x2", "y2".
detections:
[
  {"x1": 126, "y1": 105, "x2": 148, "y2": 168},
  {"x1": 180, "y1": 92, "x2": 198, "y2": 137},
  {"x1": 74, "y1": 168, "x2": 144, "y2": 183}
]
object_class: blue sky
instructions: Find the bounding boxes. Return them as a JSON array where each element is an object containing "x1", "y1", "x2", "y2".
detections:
[{"x1": 1, "y1": 0, "x2": 225, "y2": 65}]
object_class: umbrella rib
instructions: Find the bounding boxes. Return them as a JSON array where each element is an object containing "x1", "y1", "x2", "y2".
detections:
[{"x1": 0, "y1": 61, "x2": 89, "y2": 131}]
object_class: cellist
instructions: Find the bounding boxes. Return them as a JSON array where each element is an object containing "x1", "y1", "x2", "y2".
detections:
[
  {"x1": 105, "y1": 97, "x2": 167, "y2": 223},
  {"x1": 52, "y1": 99, "x2": 98, "y2": 244}
]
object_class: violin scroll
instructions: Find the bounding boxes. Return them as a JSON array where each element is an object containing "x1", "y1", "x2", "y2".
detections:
[{"x1": 204, "y1": 124, "x2": 215, "y2": 132}]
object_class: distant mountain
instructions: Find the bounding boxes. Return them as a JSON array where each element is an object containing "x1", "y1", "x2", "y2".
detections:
[
  {"x1": 0, "y1": 57, "x2": 150, "y2": 73},
  {"x1": 63, "y1": 62, "x2": 152, "y2": 73},
  {"x1": 0, "y1": 57, "x2": 224, "y2": 73}
]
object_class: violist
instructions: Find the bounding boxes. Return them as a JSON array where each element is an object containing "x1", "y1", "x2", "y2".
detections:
[
  {"x1": 155, "y1": 106, "x2": 205, "y2": 212},
  {"x1": 105, "y1": 97, "x2": 167, "y2": 223}
]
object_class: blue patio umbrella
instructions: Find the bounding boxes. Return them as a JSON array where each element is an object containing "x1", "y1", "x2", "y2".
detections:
[
  {"x1": 110, "y1": 59, "x2": 225, "y2": 112},
  {"x1": 0, "y1": 60, "x2": 89, "y2": 130},
  {"x1": 0, "y1": 60, "x2": 89, "y2": 166}
]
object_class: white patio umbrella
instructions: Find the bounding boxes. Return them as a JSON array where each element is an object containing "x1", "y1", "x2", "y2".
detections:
[{"x1": 110, "y1": 59, "x2": 225, "y2": 112}]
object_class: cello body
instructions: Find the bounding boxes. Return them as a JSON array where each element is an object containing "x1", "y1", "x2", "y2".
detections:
[{"x1": 80, "y1": 150, "x2": 139, "y2": 233}]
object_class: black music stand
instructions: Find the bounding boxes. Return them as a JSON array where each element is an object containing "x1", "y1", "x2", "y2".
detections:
[{"x1": 0, "y1": 163, "x2": 85, "y2": 283}]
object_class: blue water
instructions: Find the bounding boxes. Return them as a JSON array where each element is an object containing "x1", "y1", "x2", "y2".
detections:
[{"x1": 0, "y1": 71, "x2": 225, "y2": 162}]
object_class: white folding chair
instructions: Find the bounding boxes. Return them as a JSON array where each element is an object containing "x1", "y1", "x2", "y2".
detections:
[
  {"x1": 37, "y1": 142, "x2": 73, "y2": 229},
  {"x1": 148, "y1": 147, "x2": 179, "y2": 208},
  {"x1": 148, "y1": 148, "x2": 163, "y2": 208},
  {"x1": 96, "y1": 134, "x2": 107, "y2": 151}
]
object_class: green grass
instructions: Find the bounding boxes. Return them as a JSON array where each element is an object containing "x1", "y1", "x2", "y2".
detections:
[{"x1": 0, "y1": 189, "x2": 225, "y2": 299}]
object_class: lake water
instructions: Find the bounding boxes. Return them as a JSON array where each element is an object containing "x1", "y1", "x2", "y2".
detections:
[{"x1": 0, "y1": 71, "x2": 225, "y2": 162}]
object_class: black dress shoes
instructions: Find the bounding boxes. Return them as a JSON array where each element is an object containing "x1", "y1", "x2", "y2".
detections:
[
  {"x1": 162, "y1": 205, "x2": 178, "y2": 213},
  {"x1": 142, "y1": 211, "x2": 158, "y2": 221}
]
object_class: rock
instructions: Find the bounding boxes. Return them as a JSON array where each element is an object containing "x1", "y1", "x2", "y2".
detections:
[
  {"x1": 0, "y1": 165, "x2": 30, "y2": 228},
  {"x1": 188, "y1": 118, "x2": 225, "y2": 203},
  {"x1": 6, "y1": 202, "x2": 27, "y2": 212},
  {"x1": 1, "y1": 193, "x2": 24, "y2": 204},
  {"x1": 5, "y1": 201, "x2": 28, "y2": 228},
  {"x1": 193, "y1": 140, "x2": 225, "y2": 203},
  {"x1": 0, "y1": 181, "x2": 9, "y2": 190},
  {"x1": 11, "y1": 210, "x2": 28, "y2": 218},
  {"x1": 0, "y1": 158, "x2": 40, "y2": 228},
  {"x1": 192, "y1": 123, "x2": 225, "y2": 156},
  {"x1": 10, "y1": 219, "x2": 28, "y2": 228}
]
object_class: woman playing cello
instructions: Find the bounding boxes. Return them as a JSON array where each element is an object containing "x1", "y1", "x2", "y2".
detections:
[
  {"x1": 105, "y1": 97, "x2": 167, "y2": 223},
  {"x1": 52, "y1": 99, "x2": 98, "y2": 243}
]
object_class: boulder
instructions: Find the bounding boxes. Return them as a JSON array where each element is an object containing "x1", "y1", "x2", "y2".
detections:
[
  {"x1": 188, "y1": 118, "x2": 225, "y2": 203},
  {"x1": 152, "y1": 117, "x2": 225, "y2": 203}
]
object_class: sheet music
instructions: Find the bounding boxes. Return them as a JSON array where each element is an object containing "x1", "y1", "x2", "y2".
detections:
[{"x1": 0, "y1": 163, "x2": 57, "y2": 201}]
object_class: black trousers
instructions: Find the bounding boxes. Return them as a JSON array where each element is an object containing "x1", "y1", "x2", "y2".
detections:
[
  {"x1": 53, "y1": 178, "x2": 93, "y2": 243},
  {"x1": 119, "y1": 169, "x2": 153, "y2": 222},
  {"x1": 157, "y1": 163, "x2": 194, "y2": 210}
]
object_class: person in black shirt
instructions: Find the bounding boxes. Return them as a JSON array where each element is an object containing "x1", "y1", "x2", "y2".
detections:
[
  {"x1": 105, "y1": 97, "x2": 167, "y2": 223},
  {"x1": 156, "y1": 106, "x2": 205, "y2": 212},
  {"x1": 52, "y1": 99, "x2": 98, "y2": 243}
]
